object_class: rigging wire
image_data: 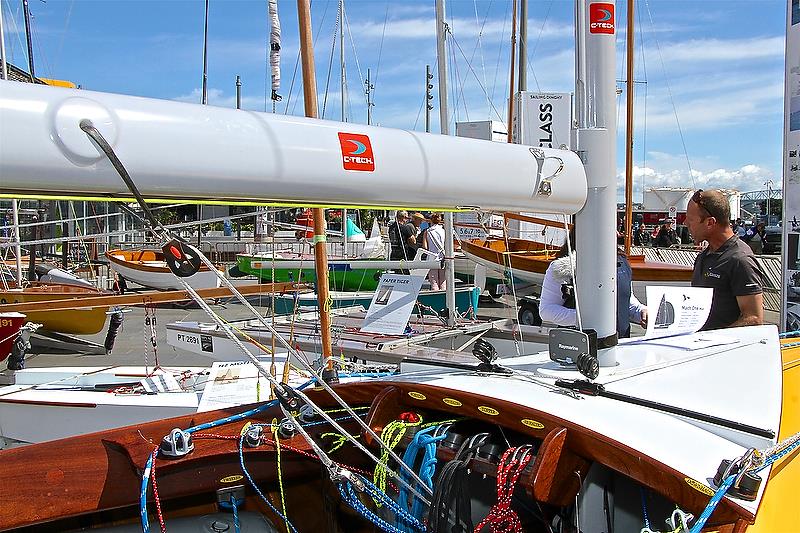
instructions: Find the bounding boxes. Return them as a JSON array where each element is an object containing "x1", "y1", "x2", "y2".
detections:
[
  {"x1": 473, "y1": 0, "x2": 491, "y2": 118},
  {"x1": 643, "y1": 0, "x2": 695, "y2": 188},
  {"x1": 489, "y1": 2, "x2": 510, "y2": 107},
  {"x1": 321, "y1": 3, "x2": 340, "y2": 119},
  {"x1": 369, "y1": 1, "x2": 390, "y2": 117},
  {"x1": 524, "y1": 0, "x2": 555, "y2": 93}
]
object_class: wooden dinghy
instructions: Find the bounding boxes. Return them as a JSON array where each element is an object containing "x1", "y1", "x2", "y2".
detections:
[
  {"x1": 0, "y1": 283, "x2": 109, "y2": 335},
  {"x1": 0, "y1": 325, "x2": 795, "y2": 532},
  {"x1": 106, "y1": 249, "x2": 223, "y2": 291}
]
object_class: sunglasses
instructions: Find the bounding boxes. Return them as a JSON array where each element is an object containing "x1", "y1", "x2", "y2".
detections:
[{"x1": 691, "y1": 189, "x2": 723, "y2": 221}]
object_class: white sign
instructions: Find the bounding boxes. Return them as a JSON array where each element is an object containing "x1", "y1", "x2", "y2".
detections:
[
  {"x1": 512, "y1": 92, "x2": 572, "y2": 149},
  {"x1": 668, "y1": 206, "x2": 678, "y2": 219},
  {"x1": 643, "y1": 286, "x2": 713, "y2": 340},
  {"x1": 454, "y1": 224, "x2": 488, "y2": 241},
  {"x1": 197, "y1": 361, "x2": 265, "y2": 412},
  {"x1": 360, "y1": 274, "x2": 424, "y2": 335}
]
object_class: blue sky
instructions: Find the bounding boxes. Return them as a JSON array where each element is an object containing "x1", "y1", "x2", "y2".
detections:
[{"x1": 1, "y1": 0, "x2": 789, "y2": 201}]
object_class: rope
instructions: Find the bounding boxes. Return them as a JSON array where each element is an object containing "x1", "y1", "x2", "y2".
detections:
[
  {"x1": 374, "y1": 416, "x2": 423, "y2": 505},
  {"x1": 238, "y1": 432, "x2": 299, "y2": 533},
  {"x1": 474, "y1": 446, "x2": 534, "y2": 533},
  {"x1": 689, "y1": 433, "x2": 800, "y2": 533},
  {"x1": 273, "y1": 425, "x2": 291, "y2": 533},
  {"x1": 428, "y1": 434, "x2": 489, "y2": 533},
  {"x1": 338, "y1": 473, "x2": 426, "y2": 533},
  {"x1": 218, "y1": 493, "x2": 244, "y2": 533},
  {"x1": 397, "y1": 425, "x2": 449, "y2": 531}
]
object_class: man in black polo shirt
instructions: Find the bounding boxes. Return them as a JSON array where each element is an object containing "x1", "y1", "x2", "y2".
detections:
[{"x1": 686, "y1": 189, "x2": 764, "y2": 330}]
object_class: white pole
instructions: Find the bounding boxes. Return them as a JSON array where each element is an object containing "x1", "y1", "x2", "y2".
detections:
[
  {"x1": 435, "y1": 0, "x2": 457, "y2": 326},
  {"x1": 575, "y1": 0, "x2": 618, "y2": 366},
  {"x1": 11, "y1": 199, "x2": 22, "y2": 286}
]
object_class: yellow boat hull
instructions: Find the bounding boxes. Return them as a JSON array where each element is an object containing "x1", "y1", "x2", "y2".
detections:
[{"x1": 0, "y1": 284, "x2": 108, "y2": 335}]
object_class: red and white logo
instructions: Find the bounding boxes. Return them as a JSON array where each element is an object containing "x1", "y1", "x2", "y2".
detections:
[
  {"x1": 338, "y1": 132, "x2": 375, "y2": 171},
  {"x1": 589, "y1": 3, "x2": 615, "y2": 34}
]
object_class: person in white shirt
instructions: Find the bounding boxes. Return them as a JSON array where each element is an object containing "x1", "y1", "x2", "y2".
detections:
[
  {"x1": 424, "y1": 213, "x2": 447, "y2": 290},
  {"x1": 539, "y1": 228, "x2": 647, "y2": 338}
]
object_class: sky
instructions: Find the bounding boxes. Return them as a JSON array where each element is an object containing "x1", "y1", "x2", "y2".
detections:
[{"x1": 0, "y1": 0, "x2": 790, "y2": 202}]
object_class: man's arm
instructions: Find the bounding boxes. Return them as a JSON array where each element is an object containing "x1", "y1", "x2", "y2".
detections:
[{"x1": 730, "y1": 293, "x2": 763, "y2": 327}]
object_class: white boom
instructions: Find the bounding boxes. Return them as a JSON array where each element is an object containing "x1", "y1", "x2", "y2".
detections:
[{"x1": 0, "y1": 81, "x2": 586, "y2": 214}]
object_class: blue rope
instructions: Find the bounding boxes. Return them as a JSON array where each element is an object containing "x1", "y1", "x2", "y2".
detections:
[
  {"x1": 397, "y1": 426, "x2": 448, "y2": 531},
  {"x1": 338, "y1": 473, "x2": 426, "y2": 533},
  {"x1": 779, "y1": 330, "x2": 800, "y2": 338},
  {"x1": 219, "y1": 494, "x2": 244, "y2": 533},
  {"x1": 139, "y1": 453, "x2": 154, "y2": 533},
  {"x1": 238, "y1": 433, "x2": 300, "y2": 533},
  {"x1": 690, "y1": 438, "x2": 800, "y2": 532},
  {"x1": 185, "y1": 378, "x2": 316, "y2": 434},
  {"x1": 639, "y1": 486, "x2": 651, "y2": 531}
]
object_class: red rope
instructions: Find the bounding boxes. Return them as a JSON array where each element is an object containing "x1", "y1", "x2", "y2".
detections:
[
  {"x1": 150, "y1": 447, "x2": 167, "y2": 533},
  {"x1": 474, "y1": 446, "x2": 533, "y2": 533}
]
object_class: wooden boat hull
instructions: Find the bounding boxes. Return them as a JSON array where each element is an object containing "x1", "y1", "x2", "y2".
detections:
[
  {"x1": 0, "y1": 284, "x2": 108, "y2": 335},
  {"x1": 460, "y1": 238, "x2": 693, "y2": 300},
  {"x1": 0, "y1": 325, "x2": 788, "y2": 531},
  {"x1": 0, "y1": 312, "x2": 25, "y2": 362},
  {"x1": 106, "y1": 249, "x2": 222, "y2": 291}
]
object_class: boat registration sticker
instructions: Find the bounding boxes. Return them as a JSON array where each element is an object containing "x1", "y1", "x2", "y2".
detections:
[
  {"x1": 442, "y1": 398, "x2": 462, "y2": 407},
  {"x1": 685, "y1": 477, "x2": 715, "y2": 497},
  {"x1": 408, "y1": 391, "x2": 426, "y2": 401},
  {"x1": 221, "y1": 475, "x2": 244, "y2": 484},
  {"x1": 521, "y1": 419, "x2": 545, "y2": 430},
  {"x1": 478, "y1": 406, "x2": 499, "y2": 416}
]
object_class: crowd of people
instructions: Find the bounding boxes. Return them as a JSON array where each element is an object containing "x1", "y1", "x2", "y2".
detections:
[{"x1": 388, "y1": 210, "x2": 447, "y2": 290}]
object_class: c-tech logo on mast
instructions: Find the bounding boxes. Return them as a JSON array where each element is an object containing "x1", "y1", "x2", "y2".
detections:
[
  {"x1": 589, "y1": 3, "x2": 615, "y2": 34},
  {"x1": 338, "y1": 132, "x2": 375, "y2": 171}
]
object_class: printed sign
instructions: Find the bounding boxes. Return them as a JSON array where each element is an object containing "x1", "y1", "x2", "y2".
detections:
[
  {"x1": 589, "y1": 3, "x2": 615, "y2": 34},
  {"x1": 513, "y1": 92, "x2": 572, "y2": 149},
  {"x1": 643, "y1": 286, "x2": 713, "y2": 340},
  {"x1": 360, "y1": 274, "x2": 424, "y2": 335},
  {"x1": 338, "y1": 132, "x2": 375, "y2": 171}
]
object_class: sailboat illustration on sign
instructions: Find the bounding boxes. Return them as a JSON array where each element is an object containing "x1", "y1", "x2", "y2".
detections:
[{"x1": 654, "y1": 294, "x2": 675, "y2": 329}]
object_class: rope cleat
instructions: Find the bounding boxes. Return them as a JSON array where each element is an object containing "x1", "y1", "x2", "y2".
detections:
[
  {"x1": 244, "y1": 425, "x2": 264, "y2": 448},
  {"x1": 713, "y1": 454, "x2": 762, "y2": 501},
  {"x1": 160, "y1": 428, "x2": 194, "y2": 458},
  {"x1": 278, "y1": 418, "x2": 297, "y2": 439},
  {"x1": 297, "y1": 404, "x2": 318, "y2": 424}
]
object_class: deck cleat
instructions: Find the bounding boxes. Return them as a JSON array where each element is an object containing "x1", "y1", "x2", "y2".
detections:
[
  {"x1": 244, "y1": 425, "x2": 263, "y2": 448},
  {"x1": 160, "y1": 428, "x2": 194, "y2": 458}
]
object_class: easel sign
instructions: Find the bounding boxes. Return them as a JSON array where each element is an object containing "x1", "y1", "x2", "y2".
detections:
[{"x1": 360, "y1": 274, "x2": 425, "y2": 335}]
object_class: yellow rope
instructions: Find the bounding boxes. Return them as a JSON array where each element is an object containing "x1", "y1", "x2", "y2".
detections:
[
  {"x1": 272, "y1": 425, "x2": 290, "y2": 533},
  {"x1": 373, "y1": 417, "x2": 424, "y2": 506}
]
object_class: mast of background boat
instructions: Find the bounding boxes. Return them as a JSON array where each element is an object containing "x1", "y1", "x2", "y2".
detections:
[
  {"x1": 519, "y1": 0, "x2": 527, "y2": 91},
  {"x1": 22, "y1": 0, "x2": 34, "y2": 79},
  {"x1": 197, "y1": 0, "x2": 210, "y2": 246},
  {"x1": 623, "y1": 0, "x2": 634, "y2": 256},
  {"x1": 339, "y1": 0, "x2": 347, "y2": 255},
  {"x1": 435, "y1": 0, "x2": 457, "y2": 326},
  {"x1": 0, "y1": 2, "x2": 20, "y2": 287},
  {"x1": 574, "y1": 0, "x2": 618, "y2": 366},
  {"x1": 506, "y1": 0, "x2": 517, "y2": 143},
  {"x1": 298, "y1": 0, "x2": 336, "y2": 381}
]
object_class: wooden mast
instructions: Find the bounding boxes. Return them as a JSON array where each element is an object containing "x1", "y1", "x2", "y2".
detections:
[
  {"x1": 297, "y1": 0, "x2": 336, "y2": 381},
  {"x1": 506, "y1": 0, "x2": 518, "y2": 143},
  {"x1": 623, "y1": 0, "x2": 635, "y2": 255}
]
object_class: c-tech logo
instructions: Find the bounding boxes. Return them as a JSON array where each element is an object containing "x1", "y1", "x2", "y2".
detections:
[
  {"x1": 338, "y1": 132, "x2": 375, "y2": 171},
  {"x1": 589, "y1": 3, "x2": 615, "y2": 34}
]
